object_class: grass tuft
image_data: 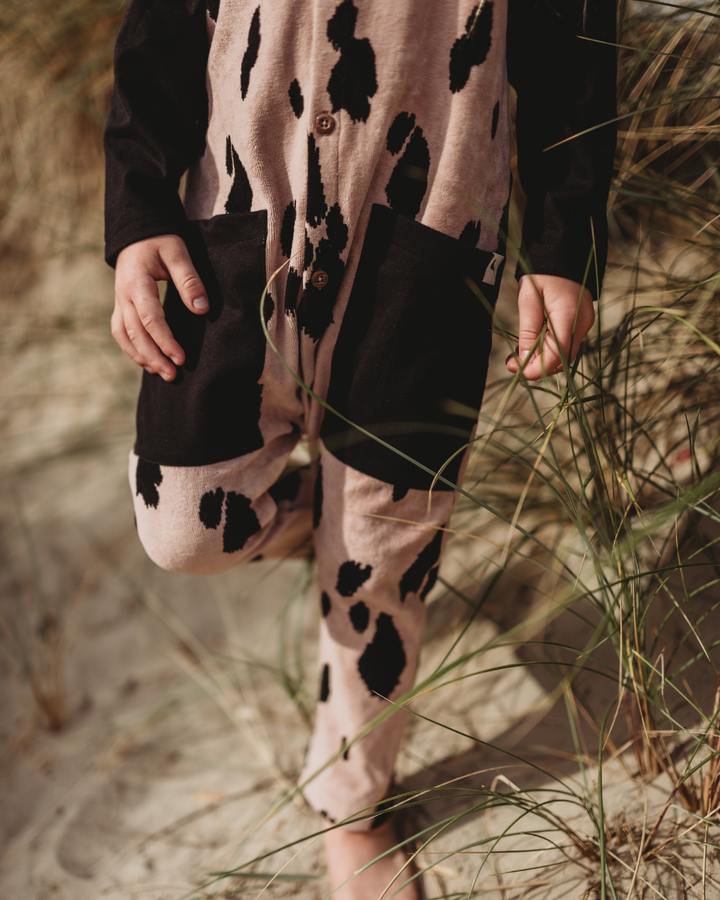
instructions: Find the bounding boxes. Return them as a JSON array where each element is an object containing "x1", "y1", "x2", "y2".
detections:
[{"x1": 2, "y1": 1, "x2": 720, "y2": 897}]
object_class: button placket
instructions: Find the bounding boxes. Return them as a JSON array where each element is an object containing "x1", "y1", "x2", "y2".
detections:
[{"x1": 306, "y1": 109, "x2": 338, "y2": 294}]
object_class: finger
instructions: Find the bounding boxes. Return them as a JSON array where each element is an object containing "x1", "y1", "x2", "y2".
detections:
[
  {"x1": 111, "y1": 305, "x2": 150, "y2": 369},
  {"x1": 522, "y1": 297, "x2": 594, "y2": 380},
  {"x1": 122, "y1": 300, "x2": 177, "y2": 381},
  {"x1": 123, "y1": 272, "x2": 187, "y2": 367},
  {"x1": 521, "y1": 339, "x2": 562, "y2": 380},
  {"x1": 541, "y1": 291, "x2": 595, "y2": 375},
  {"x1": 546, "y1": 313, "x2": 576, "y2": 370},
  {"x1": 506, "y1": 277, "x2": 546, "y2": 374},
  {"x1": 522, "y1": 311, "x2": 574, "y2": 379},
  {"x1": 569, "y1": 295, "x2": 596, "y2": 359},
  {"x1": 161, "y1": 240, "x2": 209, "y2": 314}
]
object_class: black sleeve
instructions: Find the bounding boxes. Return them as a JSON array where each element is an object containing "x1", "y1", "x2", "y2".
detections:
[
  {"x1": 104, "y1": 0, "x2": 209, "y2": 267},
  {"x1": 507, "y1": 0, "x2": 617, "y2": 299}
]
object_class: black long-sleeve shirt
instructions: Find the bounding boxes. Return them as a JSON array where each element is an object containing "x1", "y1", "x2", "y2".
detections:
[{"x1": 104, "y1": 0, "x2": 616, "y2": 300}]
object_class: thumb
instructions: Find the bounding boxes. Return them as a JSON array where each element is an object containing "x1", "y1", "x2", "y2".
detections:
[{"x1": 161, "y1": 238, "x2": 209, "y2": 314}]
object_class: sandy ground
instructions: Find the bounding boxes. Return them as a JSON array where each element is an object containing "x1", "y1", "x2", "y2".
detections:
[{"x1": 1, "y1": 253, "x2": 718, "y2": 900}]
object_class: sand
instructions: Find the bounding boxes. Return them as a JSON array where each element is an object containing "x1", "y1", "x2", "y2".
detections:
[{"x1": 1, "y1": 253, "x2": 717, "y2": 900}]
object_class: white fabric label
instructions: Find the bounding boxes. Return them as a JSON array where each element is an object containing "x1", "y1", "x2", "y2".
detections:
[{"x1": 482, "y1": 252, "x2": 505, "y2": 286}]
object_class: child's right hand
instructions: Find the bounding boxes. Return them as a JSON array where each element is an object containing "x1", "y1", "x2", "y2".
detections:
[{"x1": 112, "y1": 234, "x2": 209, "y2": 381}]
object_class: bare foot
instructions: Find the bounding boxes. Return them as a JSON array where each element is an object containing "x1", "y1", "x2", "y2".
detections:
[{"x1": 324, "y1": 821, "x2": 419, "y2": 899}]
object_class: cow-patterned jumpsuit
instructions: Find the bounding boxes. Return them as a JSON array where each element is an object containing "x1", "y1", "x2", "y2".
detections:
[{"x1": 104, "y1": 0, "x2": 616, "y2": 829}]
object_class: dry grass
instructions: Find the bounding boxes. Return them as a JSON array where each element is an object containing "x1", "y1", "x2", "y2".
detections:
[
  {"x1": 0, "y1": 0, "x2": 124, "y2": 291},
  {"x1": 1, "y1": 1, "x2": 720, "y2": 898}
]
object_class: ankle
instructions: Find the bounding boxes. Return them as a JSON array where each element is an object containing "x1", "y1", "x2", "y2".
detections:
[{"x1": 323, "y1": 821, "x2": 419, "y2": 900}]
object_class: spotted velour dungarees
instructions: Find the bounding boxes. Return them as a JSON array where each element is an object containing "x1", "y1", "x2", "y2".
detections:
[{"x1": 104, "y1": 0, "x2": 616, "y2": 829}]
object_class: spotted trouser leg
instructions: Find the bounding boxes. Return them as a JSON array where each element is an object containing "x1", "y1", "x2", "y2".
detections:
[
  {"x1": 299, "y1": 450, "x2": 456, "y2": 830},
  {"x1": 131, "y1": 441, "x2": 453, "y2": 830},
  {"x1": 294, "y1": 207, "x2": 501, "y2": 828},
  {"x1": 130, "y1": 429, "x2": 315, "y2": 575}
]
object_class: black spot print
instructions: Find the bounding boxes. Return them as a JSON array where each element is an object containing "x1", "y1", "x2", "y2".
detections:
[
  {"x1": 326, "y1": 202, "x2": 349, "y2": 252},
  {"x1": 321, "y1": 592, "x2": 331, "y2": 617},
  {"x1": 392, "y1": 484, "x2": 409, "y2": 503},
  {"x1": 268, "y1": 469, "x2": 302, "y2": 504},
  {"x1": 304, "y1": 228, "x2": 314, "y2": 269},
  {"x1": 298, "y1": 204, "x2": 348, "y2": 341},
  {"x1": 449, "y1": 2, "x2": 494, "y2": 93},
  {"x1": 285, "y1": 268, "x2": 302, "y2": 315},
  {"x1": 386, "y1": 111, "x2": 415, "y2": 155},
  {"x1": 399, "y1": 529, "x2": 443, "y2": 602},
  {"x1": 326, "y1": 0, "x2": 377, "y2": 123},
  {"x1": 319, "y1": 663, "x2": 330, "y2": 702},
  {"x1": 384, "y1": 127, "x2": 429, "y2": 218},
  {"x1": 263, "y1": 291, "x2": 275, "y2": 324},
  {"x1": 222, "y1": 491, "x2": 261, "y2": 553},
  {"x1": 240, "y1": 6, "x2": 261, "y2": 100},
  {"x1": 206, "y1": 0, "x2": 220, "y2": 21},
  {"x1": 459, "y1": 219, "x2": 482, "y2": 246},
  {"x1": 136, "y1": 458, "x2": 163, "y2": 509},
  {"x1": 225, "y1": 140, "x2": 253, "y2": 214},
  {"x1": 313, "y1": 460, "x2": 323, "y2": 528},
  {"x1": 336, "y1": 560, "x2": 372, "y2": 597},
  {"x1": 420, "y1": 564, "x2": 439, "y2": 602},
  {"x1": 320, "y1": 809, "x2": 336, "y2": 823},
  {"x1": 341, "y1": 736, "x2": 349, "y2": 760},
  {"x1": 491, "y1": 100, "x2": 500, "y2": 139},
  {"x1": 358, "y1": 613, "x2": 406, "y2": 698},
  {"x1": 307, "y1": 134, "x2": 327, "y2": 227},
  {"x1": 280, "y1": 200, "x2": 296, "y2": 258},
  {"x1": 225, "y1": 134, "x2": 233, "y2": 175},
  {"x1": 288, "y1": 78, "x2": 304, "y2": 118},
  {"x1": 199, "y1": 487, "x2": 225, "y2": 529},
  {"x1": 298, "y1": 237, "x2": 345, "y2": 341},
  {"x1": 349, "y1": 600, "x2": 370, "y2": 633}
]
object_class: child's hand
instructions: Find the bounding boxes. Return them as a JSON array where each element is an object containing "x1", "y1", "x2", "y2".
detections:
[
  {"x1": 112, "y1": 234, "x2": 209, "y2": 381},
  {"x1": 505, "y1": 274, "x2": 595, "y2": 380}
]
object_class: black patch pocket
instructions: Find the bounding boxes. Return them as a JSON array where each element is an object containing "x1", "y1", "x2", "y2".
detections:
[
  {"x1": 321, "y1": 204, "x2": 502, "y2": 491},
  {"x1": 135, "y1": 210, "x2": 268, "y2": 467}
]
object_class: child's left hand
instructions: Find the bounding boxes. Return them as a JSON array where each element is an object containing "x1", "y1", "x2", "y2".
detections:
[{"x1": 505, "y1": 274, "x2": 596, "y2": 380}]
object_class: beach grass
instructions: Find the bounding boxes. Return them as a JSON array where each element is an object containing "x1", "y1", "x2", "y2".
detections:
[{"x1": 1, "y1": 0, "x2": 719, "y2": 898}]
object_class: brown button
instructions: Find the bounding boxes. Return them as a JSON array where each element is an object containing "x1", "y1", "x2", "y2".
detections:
[
  {"x1": 311, "y1": 270, "x2": 329, "y2": 289},
  {"x1": 315, "y1": 112, "x2": 336, "y2": 135}
]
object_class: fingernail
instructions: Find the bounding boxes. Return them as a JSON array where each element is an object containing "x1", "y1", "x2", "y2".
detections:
[
  {"x1": 193, "y1": 297, "x2": 209, "y2": 311},
  {"x1": 520, "y1": 350, "x2": 530, "y2": 362},
  {"x1": 171, "y1": 357, "x2": 182, "y2": 366},
  {"x1": 161, "y1": 372, "x2": 172, "y2": 381},
  {"x1": 144, "y1": 367, "x2": 153, "y2": 374}
]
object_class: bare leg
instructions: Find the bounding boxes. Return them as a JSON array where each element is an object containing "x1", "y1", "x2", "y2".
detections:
[{"x1": 324, "y1": 821, "x2": 419, "y2": 900}]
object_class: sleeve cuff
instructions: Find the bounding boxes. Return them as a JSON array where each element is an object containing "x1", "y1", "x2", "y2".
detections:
[
  {"x1": 105, "y1": 215, "x2": 189, "y2": 268},
  {"x1": 514, "y1": 244, "x2": 604, "y2": 302}
]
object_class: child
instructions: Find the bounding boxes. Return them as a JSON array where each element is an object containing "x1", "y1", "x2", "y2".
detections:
[{"x1": 105, "y1": 1, "x2": 616, "y2": 895}]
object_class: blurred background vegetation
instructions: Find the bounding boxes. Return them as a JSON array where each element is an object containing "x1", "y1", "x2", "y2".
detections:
[{"x1": 1, "y1": 1, "x2": 720, "y2": 898}]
